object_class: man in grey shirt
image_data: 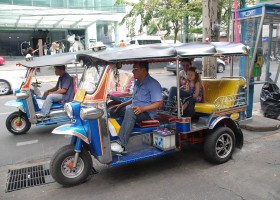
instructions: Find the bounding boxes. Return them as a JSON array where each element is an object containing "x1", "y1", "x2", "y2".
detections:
[{"x1": 37, "y1": 65, "x2": 74, "y2": 119}]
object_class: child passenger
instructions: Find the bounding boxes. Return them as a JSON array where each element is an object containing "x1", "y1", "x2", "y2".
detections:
[{"x1": 168, "y1": 66, "x2": 203, "y2": 104}]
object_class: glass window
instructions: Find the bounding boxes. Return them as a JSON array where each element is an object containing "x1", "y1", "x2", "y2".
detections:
[
  {"x1": 51, "y1": 0, "x2": 65, "y2": 8},
  {"x1": 13, "y1": 0, "x2": 32, "y2": 6},
  {"x1": 138, "y1": 40, "x2": 162, "y2": 45},
  {"x1": 68, "y1": 0, "x2": 84, "y2": 9},
  {"x1": 79, "y1": 63, "x2": 106, "y2": 94},
  {"x1": 33, "y1": 0, "x2": 50, "y2": 7},
  {"x1": 0, "y1": 0, "x2": 13, "y2": 4}
]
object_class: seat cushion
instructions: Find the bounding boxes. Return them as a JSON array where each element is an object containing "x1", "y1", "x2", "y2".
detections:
[
  {"x1": 195, "y1": 78, "x2": 246, "y2": 114},
  {"x1": 195, "y1": 103, "x2": 216, "y2": 114}
]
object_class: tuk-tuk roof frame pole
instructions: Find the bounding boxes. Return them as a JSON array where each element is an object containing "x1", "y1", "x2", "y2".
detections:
[
  {"x1": 74, "y1": 62, "x2": 79, "y2": 85},
  {"x1": 176, "y1": 57, "x2": 181, "y2": 118},
  {"x1": 246, "y1": 54, "x2": 250, "y2": 107},
  {"x1": 266, "y1": 24, "x2": 274, "y2": 82}
]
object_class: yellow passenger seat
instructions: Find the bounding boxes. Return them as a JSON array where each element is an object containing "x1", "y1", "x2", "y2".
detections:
[{"x1": 195, "y1": 78, "x2": 246, "y2": 114}]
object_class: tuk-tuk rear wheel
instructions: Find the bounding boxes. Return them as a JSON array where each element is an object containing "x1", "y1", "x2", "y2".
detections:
[
  {"x1": 50, "y1": 144, "x2": 92, "y2": 187},
  {"x1": 6, "y1": 111, "x2": 31, "y2": 135},
  {"x1": 204, "y1": 127, "x2": 235, "y2": 164}
]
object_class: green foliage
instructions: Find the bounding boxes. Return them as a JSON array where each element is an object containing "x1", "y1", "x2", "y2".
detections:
[
  {"x1": 115, "y1": 0, "x2": 255, "y2": 41},
  {"x1": 115, "y1": 0, "x2": 201, "y2": 41}
]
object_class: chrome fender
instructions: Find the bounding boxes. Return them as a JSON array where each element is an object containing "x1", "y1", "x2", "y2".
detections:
[
  {"x1": 209, "y1": 116, "x2": 243, "y2": 148},
  {"x1": 52, "y1": 124, "x2": 89, "y2": 144},
  {"x1": 5, "y1": 100, "x2": 25, "y2": 113},
  {"x1": 209, "y1": 116, "x2": 230, "y2": 129}
]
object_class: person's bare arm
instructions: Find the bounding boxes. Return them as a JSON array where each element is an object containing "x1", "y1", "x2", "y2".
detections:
[
  {"x1": 132, "y1": 101, "x2": 163, "y2": 115},
  {"x1": 193, "y1": 82, "x2": 201, "y2": 98},
  {"x1": 43, "y1": 86, "x2": 58, "y2": 98},
  {"x1": 110, "y1": 99, "x2": 133, "y2": 112},
  {"x1": 49, "y1": 88, "x2": 67, "y2": 95}
]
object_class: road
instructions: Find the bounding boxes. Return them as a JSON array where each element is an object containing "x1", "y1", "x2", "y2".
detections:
[
  {"x1": 0, "y1": 95, "x2": 69, "y2": 167},
  {"x1": 0, "y1": 60, "x2": 279, "y2": 199}
]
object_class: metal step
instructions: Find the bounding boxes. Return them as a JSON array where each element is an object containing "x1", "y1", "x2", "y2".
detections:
[{"x1": 111, "y1": 145, "x2": 177, "y2": 167}]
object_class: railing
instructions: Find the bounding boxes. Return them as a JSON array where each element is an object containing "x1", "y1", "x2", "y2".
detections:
[{"x1": 213, "y1": 92, "x2": 247, "y2": 111}]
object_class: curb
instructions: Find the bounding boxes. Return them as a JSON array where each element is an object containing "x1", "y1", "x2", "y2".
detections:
[{"x1": 239, "y1": 115, "x2": 280, "y2": 132}]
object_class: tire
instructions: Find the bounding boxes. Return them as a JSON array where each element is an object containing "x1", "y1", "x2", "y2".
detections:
[
  {"x1": 217, "y1": 64, "x2": 225, "y2": 73},
  {"x1": 6, "y1": 111, "x2": 31, "y2": 135},
  {"x1": 0, "y1": 79, "x2": 11, "y2": 95},
  {"x1": 204, "y1": 127, "x2": 235, "y2": 164},
  {"x1": 50, "y1": 144, "x2": 93, "y2": 187}
]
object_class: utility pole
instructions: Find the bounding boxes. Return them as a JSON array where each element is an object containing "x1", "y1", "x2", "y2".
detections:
[
  {"x1": 202, "y1": 0, "x2": 218, "y2": 78},
  {"x1": 183, "y1": 0, "x2": 189, "y2": 43}
]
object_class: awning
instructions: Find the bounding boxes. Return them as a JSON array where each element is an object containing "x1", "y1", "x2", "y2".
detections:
[{"x1": 0, "y1": 5, "x2": 125, "y2": 29}]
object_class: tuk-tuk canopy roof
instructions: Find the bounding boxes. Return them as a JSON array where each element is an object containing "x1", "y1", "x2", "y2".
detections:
[
  {"x1": 78, "y1": 44, "x2": 177, "y2": 63},
  {"x1": 20, "y1": 52, "x2": 80, "y2": 68},
  {"x1": 21, "y1": 42, "x2": 248, "y2": 68},
  {"x1": 77, "y1": 42, "x2": 248, "y2": 63}
]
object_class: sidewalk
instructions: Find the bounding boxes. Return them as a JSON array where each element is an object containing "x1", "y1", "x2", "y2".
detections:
[{"x1": 239, "y1": 102, "x2": 280, "y2": 132}]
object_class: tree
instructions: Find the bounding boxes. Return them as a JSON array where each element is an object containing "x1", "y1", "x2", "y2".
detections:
[
  {"x1": 115, "y1": 0, "x2": 201, "y2": 43},
  {"x1": 115, "y1": 0, "x2": 255, "y2": 42}
]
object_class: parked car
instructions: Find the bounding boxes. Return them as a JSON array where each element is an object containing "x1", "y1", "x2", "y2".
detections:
[
  {"x1": 0, "y1": 56, "x2": 6, "y2": 65},
  {"x1": 0, "y1": 71, "x2": 25, "y2": 95},
  {"x1": 166, "y1": 57, "x2": 226, "y2": 75},
  {"x1": 129, "y1": 36, "x2": 162, "y2": 45}
]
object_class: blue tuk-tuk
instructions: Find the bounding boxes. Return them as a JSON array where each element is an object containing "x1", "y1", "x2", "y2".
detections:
[
  {"x1": 50, "y1": 43, "x2": 249, "y2": 186},
  {"x1": 5, "y1": 53, "x2": 79, "y2": 135}
]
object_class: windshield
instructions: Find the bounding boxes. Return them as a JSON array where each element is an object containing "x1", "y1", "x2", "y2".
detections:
[
  {"x1": 79, "y1": 62, "x2": 106, "y2": 94},
  {"x1": 108, "y1": 66, "x2": 134, "y2": 95}
]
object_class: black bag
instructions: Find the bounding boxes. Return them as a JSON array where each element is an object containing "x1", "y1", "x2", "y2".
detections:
[
  {"x1": 182, "y1": 96, "x2": 195, "y2": 117},
  {"x1": 260, "y1": 82, "x2": 280, "y2": 119}
]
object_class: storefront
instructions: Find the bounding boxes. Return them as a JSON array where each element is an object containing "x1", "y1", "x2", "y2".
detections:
[{"x1": 0, "y1": 2, "x2": 126, "y2": 56}]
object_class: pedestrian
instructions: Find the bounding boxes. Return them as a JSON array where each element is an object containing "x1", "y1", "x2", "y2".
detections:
[
  {"x1": 43, "y1": 42, "x2": 48, "y2": 55},
  {"x1": 119, "y1": 40, "x2": 126, "y2": 47},
  {"x1": 49, "y1": 42, "x2": 57, "y2": 55}
]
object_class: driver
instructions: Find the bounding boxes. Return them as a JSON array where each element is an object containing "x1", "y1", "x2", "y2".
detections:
[
  {"x1": 110, "y1": 61, "x2": 163, "y2": 153},
  {"x1": 36, "y1": 65, "x2": 74, "y2": 120}
]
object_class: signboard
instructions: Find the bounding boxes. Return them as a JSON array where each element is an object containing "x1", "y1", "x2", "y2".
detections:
[{"x1": 238, "y1": 7, "x2": 263, "y2": 19}]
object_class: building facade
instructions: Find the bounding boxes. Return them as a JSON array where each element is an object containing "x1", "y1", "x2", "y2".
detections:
[{"x1": 0, "y1": 0, "x2": 127, "y2": 56}]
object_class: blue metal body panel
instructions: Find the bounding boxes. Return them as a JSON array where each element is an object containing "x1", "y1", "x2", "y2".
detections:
[
  {"x1": 88, "y1": 120, "x2": 103, "y2": 157},
  {"x1": 35, "y1": 116, "x2": 70, "y2": 126},
  {"x1": 32, "y1": 95, "x2": 40, "y2": 112},
  {"x1": 5, "y1": 100, "x2": 25, "y2": 111},
  {"x1": 75, "y1": 138, "x2": 83, "y2": 151},
  {"x1": 52, "y1": 123, "x2": 89, "y2": 144},
  {"x1": 111, "y1": 146, "x2": 177, "y2": 167}
]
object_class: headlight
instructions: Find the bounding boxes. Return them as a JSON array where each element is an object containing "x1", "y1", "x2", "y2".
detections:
[
  {"x1": 64, "y1": 103, "x2": 73, "y2": 119},
  {"x1": 80, "y1": 107, "x2": 104, "y2": 120}
]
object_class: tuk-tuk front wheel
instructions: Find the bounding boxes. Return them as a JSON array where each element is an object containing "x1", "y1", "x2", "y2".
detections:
[
  {"x1": 6, "y1": 111, "x2": 31, "y2": 135},
  {"x1": 204, "y1": 127, "x2": 235, "y2": 164},
  {"x1": 50, "y1": 144, "x2": 92, "y2": 187}
]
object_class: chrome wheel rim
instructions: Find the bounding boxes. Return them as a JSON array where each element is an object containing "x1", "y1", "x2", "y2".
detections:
[
  {"x1": 215, "y1": 133, "x2": 233, "y2": 159},
  {"x1": 11, "y1": 117, "x2": 27, "y2": 132},
  {"x1": 61, "y1": 156, "x2": 84, "y2": 179},
  {"x1": 217, "y1": 65, "x2": 224, "y2": 73},
  {"x1": 0, "y1": 81, "x2": 10, "y2": 95}
]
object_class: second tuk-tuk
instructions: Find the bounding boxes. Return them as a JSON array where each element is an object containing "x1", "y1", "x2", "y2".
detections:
[
  {"x1": 49, "y1": 43, "x2": 249, "y2": 186},
  {"x1": 5, "y1": 53, "x2": 79, "y2": 135}
]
